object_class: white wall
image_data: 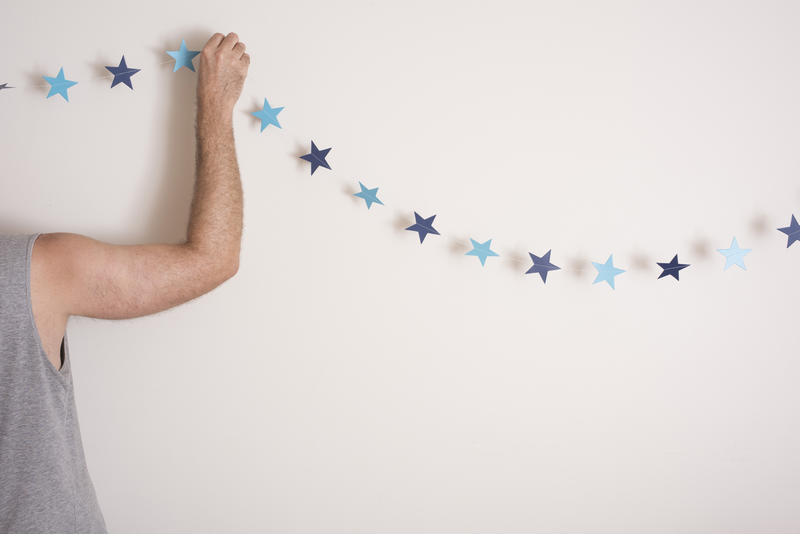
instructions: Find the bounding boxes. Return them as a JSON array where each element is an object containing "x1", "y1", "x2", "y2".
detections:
[{"x1": 2, "y1": 1, "x2": 800, "y2": 532}]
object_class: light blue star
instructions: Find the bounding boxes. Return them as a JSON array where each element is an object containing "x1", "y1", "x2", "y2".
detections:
[
  {"x1": 353, "y1": 182, "x2": 383, "y2": 209},
  {"x1": 592, "y1": 254, "x2": 626, "y2": 289},
  {"x1": 465, "y1": 238, "x2": 499, "y2": 266},
  {"x1": 167, "y1": 40, "x2": 201, "y2": 72},
  {"x1": 251, "y1": 98, "x2": 283, "y2": 132},
  {"x1": 42, "y1": 68, "x2": 77, "y2": 102},
  {"x1": 717, "y1": 237, "x2": 751, "y2": 270}
]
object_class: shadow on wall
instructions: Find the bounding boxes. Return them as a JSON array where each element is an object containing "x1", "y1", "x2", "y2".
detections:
[
  {"x1": 140, "y1": 29, "x2": 212, "y2": 245},
  {"x1": 0, "y1": 29, "x2": 212, "y2": 244}
]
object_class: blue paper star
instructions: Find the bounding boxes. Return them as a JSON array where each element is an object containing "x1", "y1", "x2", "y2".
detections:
[
  {"x1": 251, "y1": 98, "x2": 283, "y2": 132},
  {"x1": 353, "y1": 182, "x2": 383, "y2": 209},
  {"x1": 525, "y1": 250, "x2": 560, "y2": 283},
  {"x1": 105, "y1": 55, "x2": 140, "y2": 90},
  {"x1": 778, "y1": 215, "x2": 800, "y2": 248},
  {"x1": 167, "y1": 40, "x2": 200, "y2": 72},
  {"x1": 592, "y1": 254, "x2": 626, "y2": 289},
  {"x1": 42, "y1": 68, "x2": 77, "y2": 102},
  {"x1": 716, "y1": 237, "x2": 751, "y2": 270},
  {"x1": 406, "y1": 212, "x2": 440, "y2": 243},
  {"x1": 465, "y1": 238, "x2": 499, "y2": 266},
  {"x1": 299, "y1": 141, "x2": 332, "y2": 175},
  {"x1": 657, "y1": 254, "x2": 690, "y2": 280},
  {"x1": 0, "y1": 83, "x2": 13, "y2": 91}
]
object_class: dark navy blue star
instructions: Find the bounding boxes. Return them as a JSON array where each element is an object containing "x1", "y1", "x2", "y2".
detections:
[
  {"x1": 0, "y1": 83, "x2": 13, "y2": 91},
  {"x1": 657, "y1": 254, "x2": 690, "y2": 280},
  {"x1": 105, "y1": 56, "x2": 141, "y2": 90},
  {"x1": 405, "y1": 212, "x2": 440, "y2": 243},
  {"x1": 525, "y1": 250, "x2": 560, "y2": 283},
  {"x1": 299, "y1": 141, "x2": 332, "y2": 175},
  {"x1": 777, "y1": 214, "x2": 800, "y2": 248}
]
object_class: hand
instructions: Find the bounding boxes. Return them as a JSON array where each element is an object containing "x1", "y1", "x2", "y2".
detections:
[{"x1": 196, "y1": 32, "x2": 250, "y2": 119}]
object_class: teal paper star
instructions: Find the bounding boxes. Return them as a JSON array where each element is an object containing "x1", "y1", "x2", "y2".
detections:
[
  {"x1": 167, "y1": 40, "x2": 200, "y2": 72},
  {"x1": 251, "y1": 98, "x2": 283, "y2": 132},
  {"x1": 353, "y1": 182, "x2": 383, "y2": 209},
  {"x1": 43, "y1": 68, "x2": 77, "y2": 102},
  {"x1": 465, "y1": 238, "x2": 499, "y2": 266},
  {"x1": 592, "y1": 254, "x2": 626, "y2": 289},
  {"x1": 716, "y1": 237, "x2": 751, "y2": 270}
]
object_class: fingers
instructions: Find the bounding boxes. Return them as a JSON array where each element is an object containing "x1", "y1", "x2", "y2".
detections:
[
  {"x1": 233, "y1": 41, "x2": 246, "y2": 59},
  {"x1": 242, "y1": 53, "x2": 250, "y2": 66},
  {"x1": 221, "y1": 32, "x2": 239, "y2": 50},
  {"x1": 205, "y1": 32, "x2": 224, "y2": 51}
]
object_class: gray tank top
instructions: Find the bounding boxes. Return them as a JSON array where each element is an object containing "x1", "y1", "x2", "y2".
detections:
[{"x1": 0, "y1": 233, "x2": 107, "y2": 533}]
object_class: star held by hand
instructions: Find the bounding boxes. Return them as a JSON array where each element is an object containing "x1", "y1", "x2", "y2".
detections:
[
  {"x1": 43, "y1": 68, "x2": 77, "y2": 102},
  {"x1": 717, "y1": 237, "x2": 751, "y2": 270},
  {"x1": 105, "y1": 55, "x2": 140, "y2": 90},
  {"x1": 777, "y1": 215, "x2": 800, "y2": 248},
  {"x1": 592, "y1": 254, "x2": 626, "y2": 289},
  {"x1": 353, "y1": 182, "x2": 383, "y2": 209},
  {"x1": 299, "y1": 141, "x2": 332, "y2": 175},
  {"x1": 406, "y1": 212, "x2": 440, "y2": 243},
  {"x1": 167, "y1": 40, "x2": 201, "y2": 72},
  {"x1": 657, "y1": 254, "x2": 690, "y2": 281},
  {"x1": 465, "y1": 238, "x2": 499, "y2": 266},
  {"x1": 525, "y1": 249, "x2": 560, "y2": 283}
]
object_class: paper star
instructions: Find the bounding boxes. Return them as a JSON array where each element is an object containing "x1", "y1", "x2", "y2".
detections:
[
  {"x1": 716, "y1": 237, "x2": 751, "y2": 270},
  {"x1": 353, "y1": 182, "x2": 383, "y2": 209},
  {"x1": 0, "y1": 83, "x2": 13, "y2": 91},
  {"x1": 299, "y1": 141, "x2": 332, "y2": 175},
  {"x1": 406, "y1": 212, "x2": 440, "y2": 243},
  {"x1": 525, "y1": 250, "x2": 560, "y2": 283},
  {"x1": 42, "y1": 68, "x2": 77, "y2": 102},
  {"x1": 591, "y1": 254, "x2": 626, "y2": 289},
  {"x1": 777, "y1": 215, "x2": 800, "y2": 248},
  {"x1": 105, "y1": 55, "x2": 140, "y2": 89},
  {"x1": 167, "y1": 40, "x2": 200, "y2": 72},
  {"x1": 251, "y1": 98, "x2": 283, "y2": 132},
  {"x1": 657, "y1": 254, "x2": 690, "y2": 280},
  {"x1": 465, "y1": 238, "x2": 499, "y2": 266}
]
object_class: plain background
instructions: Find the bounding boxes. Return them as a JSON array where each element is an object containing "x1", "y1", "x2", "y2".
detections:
[{"x1": 2, "y1": 1, "x2": 800, "y2": 532}]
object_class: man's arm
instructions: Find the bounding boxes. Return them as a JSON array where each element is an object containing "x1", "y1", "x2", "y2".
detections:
[{"x1": 33, "y1": 32, "x2": 250, "y2": 322}]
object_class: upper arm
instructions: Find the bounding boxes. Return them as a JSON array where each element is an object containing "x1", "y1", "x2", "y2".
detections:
[{"x1": 33, "y1": 233, "x2": 238, "y2": 320}]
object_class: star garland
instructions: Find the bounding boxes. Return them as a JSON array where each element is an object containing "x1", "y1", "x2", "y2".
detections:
[{"x1": 3, "y1": 38, "x2": 797, "y2": 290}]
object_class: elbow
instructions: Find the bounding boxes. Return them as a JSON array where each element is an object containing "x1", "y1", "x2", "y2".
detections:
[
  {"x1": 221, "y1": 255, "x2": 239, "y2": 281},
  {"x1": 188, "y1": 242, "x2": 240, "y2": 285},
  {"x1": 226, "y1": 258, "x2": 239, "y2": 279}
]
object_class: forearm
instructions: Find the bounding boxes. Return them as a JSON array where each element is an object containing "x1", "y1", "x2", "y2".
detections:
[
  {"x1": 184, "y1": 32, "x2": 250, "y2": 276},
  {"x1": 187, "y1": 104, "x2": 243, "y2": 272}
]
